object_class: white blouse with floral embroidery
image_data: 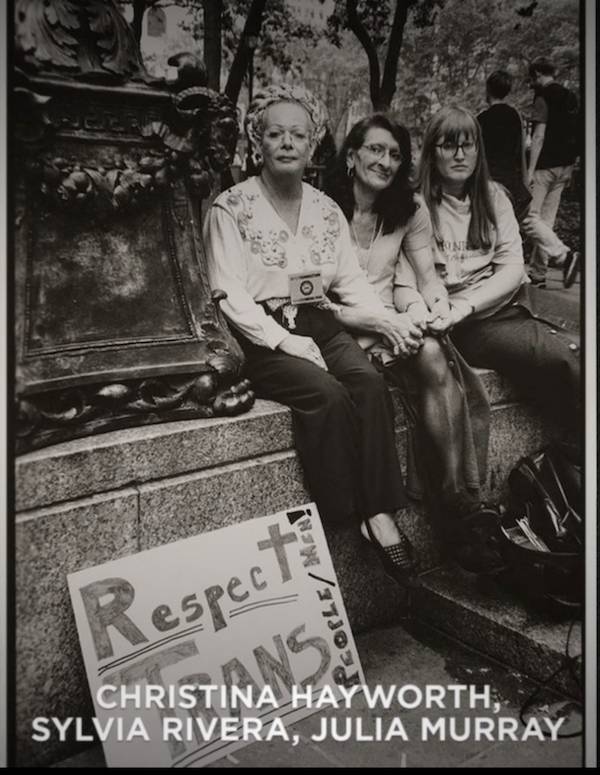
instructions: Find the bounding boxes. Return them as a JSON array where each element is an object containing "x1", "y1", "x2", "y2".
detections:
[{"x1": 204, "y1": 176, "x2": 386, "y2": 349}]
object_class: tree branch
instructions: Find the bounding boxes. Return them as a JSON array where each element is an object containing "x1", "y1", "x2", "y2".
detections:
[
  {"x1": 346, "y1": 0, "x2": 381, "y2": 110},
  {"x1": 202, "y1": 0, "x2": 222, "y2": 90},
  {"x1": 380, "y1": 0, "x2": 410, "y2": 108},
  {"x1": 131, "y1": 0, "x2": 148, "y2": 45},
  {"x1": 224, "y1": 0, "x2": 268, "y2": 104}
]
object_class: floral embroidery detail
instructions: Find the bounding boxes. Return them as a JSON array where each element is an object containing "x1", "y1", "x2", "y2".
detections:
[
  {"x1": 303, "y1": 197, "x2": 340, "y2": 266},
  {"x1": 226, "y1": 190, "x2": 243, "y2": 206},
  {"x1": 222, "y1": 187, "x2": 288, "y2": 267}
]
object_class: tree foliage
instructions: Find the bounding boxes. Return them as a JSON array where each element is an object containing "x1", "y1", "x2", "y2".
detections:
[
  {"x1": 120, "y1": 0, "x2": 319, "y2": 103},
  {"x1": 119, "y1": 0, "x2": 579, "y2": 145},
  {"x1": 326, "y1": 0, "x2": 443, "y2": 110},
  {"x1": 393, "y1": 0, "x2": 580, "y2": 138}
]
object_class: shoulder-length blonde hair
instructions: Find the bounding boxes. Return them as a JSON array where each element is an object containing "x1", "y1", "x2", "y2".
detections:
[{"x1": 418, "y1": 106, "x2": 496, "y2": 249}]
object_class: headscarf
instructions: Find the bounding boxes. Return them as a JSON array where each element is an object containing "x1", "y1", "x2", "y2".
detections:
[{"x1": 244, "y1": 83, "x2": 328, "y2": 168}]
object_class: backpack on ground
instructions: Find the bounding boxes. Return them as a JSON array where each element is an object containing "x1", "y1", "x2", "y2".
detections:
[{"x1": 497, "y1": 442, "x2": 583, "y2": 617}]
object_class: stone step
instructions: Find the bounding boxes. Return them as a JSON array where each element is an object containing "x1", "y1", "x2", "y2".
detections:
[
  {"x1": 16, "y1": 369, "x2": 517, "y2": 512},
  {"x1": 413, "y1": 566, "x2": 582, "y2": 697},
  {"x1": 15, "y1": 373, "x2": 557, "y2": 767}
]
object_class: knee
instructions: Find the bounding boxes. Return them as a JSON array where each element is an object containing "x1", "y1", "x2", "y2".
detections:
[
  {"x1": 414, "y1": 337, "x2": 451, "y2": 387},
  {"x1": 353, "y1": 364, "x2": 389, "y2": 401},
  {"x1": 318, "y1": 379, "x2": 353, "y2": 415},
  {"x1": 544, "y1": 346, "x2": 580, "y2": 388}
]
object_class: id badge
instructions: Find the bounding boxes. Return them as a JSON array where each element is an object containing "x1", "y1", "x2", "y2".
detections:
[{"x1": 289, "y1": 271, "x2": 325, "y2": 305}]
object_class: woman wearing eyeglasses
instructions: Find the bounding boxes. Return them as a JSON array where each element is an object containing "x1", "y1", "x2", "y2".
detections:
[
  {"x1": 326, "y1": 113, "x2": 503, "y2": 575},
  {"x1": 396, "y1": 106, "x2": 580, "y2": 445},
  {"x1": 205, "y1": 86, "x2": 423, "y2": 586}
]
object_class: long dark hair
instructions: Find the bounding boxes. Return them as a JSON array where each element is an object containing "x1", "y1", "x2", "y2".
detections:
[
  {"x1": 324, "y1": 113, "x2": 417, "y2": 235},
  {"x1": 418, "y1": 106, "x2": 496, "y2": 249}
]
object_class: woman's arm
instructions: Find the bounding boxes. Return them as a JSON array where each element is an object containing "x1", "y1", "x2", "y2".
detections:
[
  {"x1": 403, "y1": 243, "x2": 452, "y2": 333},
  {"x1": 404, "y1": 244, "x2": 448, "y2": 310},
  {"x1": 330, "y1": 215, "x2": 423, "y2": 355},
  {"x1": 335, "y1": 304, "x2": 424, "y2": 357},
  {"x1": 449, "y1": 264, "x2": 524, "y2": 325},
  {"x1": 205, "y1": 205, "x2": 328, "y2": 369},
  {"x1": 394, "y1": 202, "x2": 452, "y2": 332},
  {"x1": 204, "y1": 205, "x2": 289, "y2": 350},
  {"x1": 527, "y1": 94, "x2": 548, "y2": 185},
  {"x1": 447, "y1": 187, "x2": 525, "y2": 323}
]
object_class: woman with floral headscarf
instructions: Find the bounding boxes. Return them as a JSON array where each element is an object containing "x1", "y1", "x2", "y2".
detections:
[{"x1": 204, "y1": 84, "x2": 425, "y2": 586}]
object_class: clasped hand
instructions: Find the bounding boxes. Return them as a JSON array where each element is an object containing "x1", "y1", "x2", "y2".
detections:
[
  {"x1": 377, "y1": 311, "x2": 424, "y2": 358},
  {"x1": 425, "y1": 298, "x2": 454, "y2": 335}
]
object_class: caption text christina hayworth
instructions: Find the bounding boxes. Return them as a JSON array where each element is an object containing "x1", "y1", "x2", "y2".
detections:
[{"x1": 32, "y1": 683, "x2": 565, "y2": 744}]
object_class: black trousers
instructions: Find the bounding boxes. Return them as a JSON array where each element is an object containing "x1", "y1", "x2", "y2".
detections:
[
  {"x1": 237, "y1": 308, "x2": 407, "y2": 526},
  {"x1": 451, "y1": 285, "x2": 581, "y2": 429}
]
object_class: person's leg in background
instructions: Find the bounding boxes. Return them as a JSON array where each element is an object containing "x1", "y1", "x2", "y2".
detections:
[
  {"x1": 521, "y1": 211, "x2": 569, "y2": 263},
  {"x1": 527, "y1": 165, "x2": 574, "y2": 285}
]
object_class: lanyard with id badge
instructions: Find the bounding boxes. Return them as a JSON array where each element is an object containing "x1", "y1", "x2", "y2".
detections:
[{"x1": 283, "y1": 270, "x2": 325, "y2": 329}]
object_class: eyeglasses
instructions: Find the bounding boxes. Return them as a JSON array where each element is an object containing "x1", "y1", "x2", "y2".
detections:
[
  {"x1": 435, "y1": 140, "x2": 478, "y2": 158},
  {"x1": 264, "y1": 126, "x2": 311, "y2": 145},
  {"x1": 361, "y1": 143, "x2": 402, "y2": 163}
]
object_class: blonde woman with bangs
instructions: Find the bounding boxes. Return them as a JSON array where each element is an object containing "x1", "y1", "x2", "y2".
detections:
[{"x1": 396, "y1": 106, "x2": 580, "y2": 448}]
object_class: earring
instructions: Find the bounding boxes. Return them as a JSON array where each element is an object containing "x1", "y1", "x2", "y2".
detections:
[{"x1": 346, "y1": 162, "x2": 354, "y2": 178}]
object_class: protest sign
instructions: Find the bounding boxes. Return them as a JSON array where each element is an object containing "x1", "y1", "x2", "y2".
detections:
[{"x1": 67, "y1": 503, "x2": 364, "y2": 768}]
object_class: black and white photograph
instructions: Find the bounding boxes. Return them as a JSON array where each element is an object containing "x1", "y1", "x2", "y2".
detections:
[{"x1": 4, "y1": 0, "x2": 596, "y2": 768}]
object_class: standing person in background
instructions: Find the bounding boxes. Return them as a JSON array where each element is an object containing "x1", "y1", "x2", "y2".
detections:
[
  {"x1": 477, "y1": 70, "x2": 576, "y2": 287},
  {"x1": 526, "y1": 57, "x2": 581, "y2": 288}
]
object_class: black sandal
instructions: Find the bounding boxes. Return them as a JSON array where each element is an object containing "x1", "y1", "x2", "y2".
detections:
[{"x1": 362, "y1": 518, "x2": 419, "y2": 587}]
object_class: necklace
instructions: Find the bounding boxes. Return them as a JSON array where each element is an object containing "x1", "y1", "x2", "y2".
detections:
[{"x1": 351, "y1": 213, "x2": 381, "y2": 273}]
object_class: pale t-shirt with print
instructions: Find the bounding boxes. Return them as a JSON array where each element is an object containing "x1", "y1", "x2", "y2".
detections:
[
  {"x1": 394, "y1": 183, "x2": 527, "y2": 318},
  {"x1": 204, "y1": 176, "x2": 387, "y2": 349}
]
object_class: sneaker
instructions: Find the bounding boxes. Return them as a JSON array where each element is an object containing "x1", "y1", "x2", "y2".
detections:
[
  {"x1": 563, "y1": 250, "x2": 580, "y2": 288},
  {"x1": 528, "y1": 275, "x2": 547, "y2": 289},
  {"x1": 548, "y1": 251, "x2": 567, "y2": 269}
]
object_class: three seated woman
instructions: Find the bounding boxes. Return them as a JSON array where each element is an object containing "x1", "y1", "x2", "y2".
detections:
[{"x1": 205, "y1": 85, "x2": 580, "y2": 585}]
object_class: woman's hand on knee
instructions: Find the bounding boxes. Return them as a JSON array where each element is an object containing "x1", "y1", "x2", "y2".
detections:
[{"x1": 278, "y1": 334, "x2": 328, "y2": 370}]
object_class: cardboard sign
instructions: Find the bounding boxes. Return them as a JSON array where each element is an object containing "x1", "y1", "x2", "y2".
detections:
[{"x1": 68, "y1": 503, "x2": 364, "y2": 768}]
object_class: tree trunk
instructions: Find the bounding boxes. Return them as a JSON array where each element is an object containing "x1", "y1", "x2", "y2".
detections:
[
  {"x1": 202, "y1": 0, "x2": 222, "y2": 91},
  {"x1": 131, "y1": 0, "x2": 147, "y2": 46},
  {"x1": 224, "y1": 0, "x2": 268, "y2": 105},
  {"x1": 379, "y1": 0, "x2": 410, "y2": 109},
  {"x1": 346, "y1": 0, "x2": 381, "y2": 109}
]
